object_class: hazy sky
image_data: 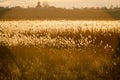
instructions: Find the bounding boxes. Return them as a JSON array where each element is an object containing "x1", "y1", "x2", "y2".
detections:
[{"x1": 0, "y1": 0, "x2": 120, "y2": 8}]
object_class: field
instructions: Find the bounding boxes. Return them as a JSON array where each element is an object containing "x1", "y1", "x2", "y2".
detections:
[{"x1": 0, "y1": 20, "x2": 120, "y2": 80}]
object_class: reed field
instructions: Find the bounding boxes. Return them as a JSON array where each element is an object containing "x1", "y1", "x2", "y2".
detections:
[{"x1": 0, "y1": 20, "x2": 120, "y2": 80}]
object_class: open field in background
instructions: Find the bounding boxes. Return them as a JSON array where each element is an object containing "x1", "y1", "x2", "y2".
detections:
[
  {"x1": 0, "y1": 8, "x2": 120, "y2": 20},
  {"x1": 0, "y1": 20, "x2": 120, "y2": 80}
]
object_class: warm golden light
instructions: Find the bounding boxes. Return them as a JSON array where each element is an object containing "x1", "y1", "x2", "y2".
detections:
[{"x1": 0, "y1": 0, "x2": 120, "y2": 8}]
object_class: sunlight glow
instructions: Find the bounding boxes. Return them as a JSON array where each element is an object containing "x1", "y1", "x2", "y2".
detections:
[{"x1": 0, "y1": 0, "x2": 120, "y2": 8}]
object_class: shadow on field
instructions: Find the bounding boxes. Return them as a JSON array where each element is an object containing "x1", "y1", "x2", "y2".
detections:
[
  {"x1": 111, "y1": 37, "x2": 120, "y2": 80},
  {"x1": 0, "y1": 42, "x2": 21, "y2": 80},
  {"x1": 1, "y1": 39, "x2": 120, "y2": 80},
  {"x1": 10, "y1": 46, "x2": 117, "y2": 80}
]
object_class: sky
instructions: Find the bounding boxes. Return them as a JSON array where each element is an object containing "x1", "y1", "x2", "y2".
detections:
[{"x1": 0, "y1": 0, "x2": 120, "y2": 8}]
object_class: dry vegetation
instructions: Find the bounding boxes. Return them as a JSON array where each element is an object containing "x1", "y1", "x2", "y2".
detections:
[{"x1": 0, "y1": 20, "x2": 120, "y2": 80}]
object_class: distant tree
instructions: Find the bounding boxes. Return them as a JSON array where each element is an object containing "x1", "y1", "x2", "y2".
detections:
[
  {"x1": 42, "y1": 2, "x2": 50, "y2": 8},
  {"x1": 83, "y1": 7, "x2": 89, "y2": 10},
  {"x1": 89, "y1": 7, "x2": 95, "y2": 10},
  {"x1": 72, "y1": 7, "x2": 80, "y2": 10},
  {"x1": 36, "y1": 1, "x2": 42, "y2": 8},
  {"x1": 0, "y1": 7, "x2": 4, "y2": 9},
  {"x1": 102, "y1": 6, "x2": 108, "y2": 10},
  {"x1": 14, "y1": 6, "x2": 21, "y2": 8},
  {"x1": 49, "y1": 6, "x2": 56, "y2": 9},
  {"x1": 114, "y1": 5, "x2": 120, "y2": 9},
  {"x1": 27, "y1": 6, "x2": 30, "y2": 8},
  {"x1": 95, "y1": 7, "x2": 100, "y2": 10},
  {"x1": 110, "y1": 5, "x2": 114, "y2": 9}
]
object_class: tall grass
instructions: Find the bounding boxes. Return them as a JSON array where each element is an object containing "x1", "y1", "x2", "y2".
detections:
[
  {"x1": 0, "y1": 20, "x2": 120, "y2": 80},
  {"x1": 1, "y1": 20, "x2": 120, "y2": 49}
]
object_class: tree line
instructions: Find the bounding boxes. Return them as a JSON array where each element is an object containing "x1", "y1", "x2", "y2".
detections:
[{"x1": 0, "y1": 3, "x2": 120, "y2": 20}]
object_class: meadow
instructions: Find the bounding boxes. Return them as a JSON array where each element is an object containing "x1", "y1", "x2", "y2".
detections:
[{"x1": 0, "y1": 20, "x2": 120, "y2": 80}]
